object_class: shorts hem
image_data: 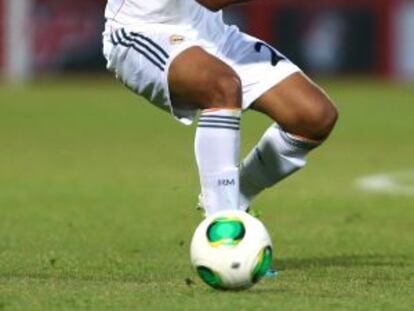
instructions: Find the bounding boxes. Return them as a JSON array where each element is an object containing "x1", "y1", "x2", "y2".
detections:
[{"x1": 242, "y1": 63, "x2": 302, "y2": 110}]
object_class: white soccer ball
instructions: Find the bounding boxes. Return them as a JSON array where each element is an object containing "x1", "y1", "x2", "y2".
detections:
[{"x1": 190, "y1": 210, "x2": 273, "y2": 290}]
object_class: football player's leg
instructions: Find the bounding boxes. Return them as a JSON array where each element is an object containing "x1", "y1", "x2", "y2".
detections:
[
  {"x1": 239, "y1": 72, "x2": 338, "y2": 209},
  {"x1": 169, "y1": 47, "x2": 242, "y2": 215}
]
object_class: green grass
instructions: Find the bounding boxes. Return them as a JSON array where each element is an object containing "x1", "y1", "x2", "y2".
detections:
[{"x1": 0, "y1": 77, "x2": 413, "y2": 310}]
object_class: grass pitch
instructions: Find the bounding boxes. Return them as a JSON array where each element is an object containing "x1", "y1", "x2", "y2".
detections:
[{"x1": 0, "y1": 77, "x2": 413, "y2": 310}]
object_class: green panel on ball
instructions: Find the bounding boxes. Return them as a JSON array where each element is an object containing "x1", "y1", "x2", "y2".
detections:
[
  {"x1": 206, "y1": 217, "x2": 245, "y2": 248},
  {"x1": 252, "y1": 246, "x2": 273, "y2": 283},
  {"x1": 196, "y1": 266, "x2": 225, "y2": 290}
]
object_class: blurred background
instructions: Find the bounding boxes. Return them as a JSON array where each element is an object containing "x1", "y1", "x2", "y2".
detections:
[{"x1": 0, "y1": 0, "x2": 414, "y2": 82}]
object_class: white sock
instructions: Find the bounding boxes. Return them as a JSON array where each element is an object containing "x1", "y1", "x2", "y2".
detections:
[
  {"x1": 239, "y1": 124, "x2": 321, "y2": 210},
  {"x1": 195, "y1": 108, "x2": 241, "y2": 215}
]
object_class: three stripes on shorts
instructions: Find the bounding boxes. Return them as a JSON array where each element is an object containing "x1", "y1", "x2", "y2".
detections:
[
  {"x1": 198, "y1": 114, "x2": 241, "y2": 131},
  {"x1": 111, "y1": 29, "x2": 241, "y2": 131},
  {"x1": 110, "y1": 28, "x2": 169, "y2": 71}
]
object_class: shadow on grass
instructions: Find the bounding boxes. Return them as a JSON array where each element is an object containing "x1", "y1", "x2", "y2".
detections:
[
  {"x1": 0, "y1": 254, "x2": 410, "y2": 289},
  {"x1": 274, "y1": 253, "x2": 411, "y2": 271}
]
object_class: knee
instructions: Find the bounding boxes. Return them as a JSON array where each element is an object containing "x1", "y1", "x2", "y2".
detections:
[
  {"x1": 304, "y1": 98, "x2": 339, "y2": 141},
  {"x1": 203, "y1": 72, "x2": 242, "y2": 109}
]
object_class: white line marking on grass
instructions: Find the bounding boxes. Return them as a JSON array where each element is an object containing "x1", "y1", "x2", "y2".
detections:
[{"x1": 355, "y1": 171, "x2": 414, "y2": 196}]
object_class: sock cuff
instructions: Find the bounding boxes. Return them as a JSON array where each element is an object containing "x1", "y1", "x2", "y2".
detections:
[
  {"x1": 199, "y1": 108, "x2": 241, "y2": 130},
  {"x1": 202, "y1": 107, "x2": 241, "y2": 114},
  {"x1": 274, "y1": 124, "x2": 321, "y2": 150}
]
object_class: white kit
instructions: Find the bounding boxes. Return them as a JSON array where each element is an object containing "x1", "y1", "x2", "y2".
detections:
[{"x1": 103, "y1": 0, "x2": 300, "y2": 124}]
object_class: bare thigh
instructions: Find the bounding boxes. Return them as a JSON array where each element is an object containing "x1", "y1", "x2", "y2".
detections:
[
  {"x1": 252, "y1": 72, "x2": 338, "y2": 141},
  {"x1": 168, "y1": 47, "x2": 242, "y2": 110}
]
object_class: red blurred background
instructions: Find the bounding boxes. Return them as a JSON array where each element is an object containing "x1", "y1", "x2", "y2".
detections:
[{"x1": 0, "y1": 0, "x2": 413, "y2": 79}]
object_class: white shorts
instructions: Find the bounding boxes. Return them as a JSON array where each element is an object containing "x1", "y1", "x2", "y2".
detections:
[{"x1": 103, "y1": 22, "x2": 301, "y2": 125}]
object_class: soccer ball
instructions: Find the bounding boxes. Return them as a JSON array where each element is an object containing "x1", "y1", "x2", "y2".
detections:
[{"x1": 190, "y1": 210, "x2": 273, "y2": 290}]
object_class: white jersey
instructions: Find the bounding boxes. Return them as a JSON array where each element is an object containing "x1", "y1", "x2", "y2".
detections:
[{"x1": 105, "y1": 0, "x2": 222, "y2": 26}]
